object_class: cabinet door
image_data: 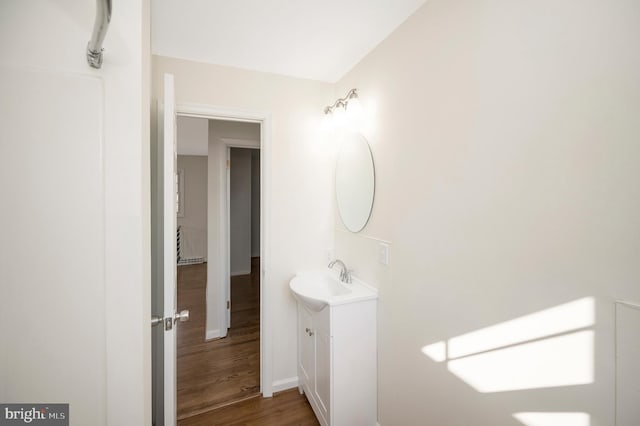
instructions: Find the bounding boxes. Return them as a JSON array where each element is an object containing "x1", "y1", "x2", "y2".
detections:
[
  {"x1": 299, "y1": 306, "x2": 314, "y2": 387},
  {"x1": 313, "y1": 307, "x2": 331, "y2": 422},
  {"x1": 314, "y1": 327, "x2": 331, "y2": 422}
]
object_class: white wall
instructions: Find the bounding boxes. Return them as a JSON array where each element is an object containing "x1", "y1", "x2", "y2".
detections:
[
  {"x1": 177, "y1": 155, "x2": 208, "y2": 260},
  {"x1": 251, "y1": 150, "x2": 261, "y2": 258},
  {"x1": 334, "y1": 1, "x2": 640, "y2": 425},
  {"x1": 230, "y1": 148, "x2": 253, "y2": 275},
  {"x1": 177, "y1": 116, "x2": 209, "y2": 156},
  {"x1": 0, "y1": 2, "x2": 150, "y2": 425},
  {"x1": 152, "y1": 55, "x2": 334, "y2": 388}
]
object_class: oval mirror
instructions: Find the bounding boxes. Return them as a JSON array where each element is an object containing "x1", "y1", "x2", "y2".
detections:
[{"x1": 335, "y1": 132, "x2": 375, "y2": 232}]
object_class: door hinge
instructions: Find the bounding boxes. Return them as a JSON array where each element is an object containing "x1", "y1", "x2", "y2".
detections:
[
  {"x1": 227, "y1": 300, "x2": 230, "y2": 310},
  {"x1": 226, "y1": 159, "x2": 230, "y2": 169}
]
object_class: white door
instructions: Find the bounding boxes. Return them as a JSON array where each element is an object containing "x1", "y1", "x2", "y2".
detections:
[{"x1": 159, "y1": 72, "x2": 189, "y2": 426}]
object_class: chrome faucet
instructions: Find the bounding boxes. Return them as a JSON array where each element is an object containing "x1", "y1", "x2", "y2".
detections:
[{"x1": 328, "y1": 259, "x2": 352, "y2": 283}]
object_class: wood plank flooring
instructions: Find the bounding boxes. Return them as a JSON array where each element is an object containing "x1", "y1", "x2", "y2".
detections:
[
  {"x1": 178, "y1": 389, "x2": 319, "y2": 426},
  {"x1": 176, "y1": 259, "x2": 261, "y2": 420},
  {"x1": 176, "y1": 259, "x2": 318, "y2": 425}
]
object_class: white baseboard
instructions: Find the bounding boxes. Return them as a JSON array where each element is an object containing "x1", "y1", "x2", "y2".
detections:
[
  {"x1": 205, "y1": 329, "x2": 221, "y2": 340},
  {"x1": 272, "y1": 376, "x2": 298, "y2": 393},
  {"x1": 231, "y1": 269, "x2": 251, "y2": 277}
]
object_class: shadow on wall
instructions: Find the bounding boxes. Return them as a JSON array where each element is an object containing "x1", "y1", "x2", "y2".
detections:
[{"x1": 421, "y1": 297, "x2": 595, "y2": 426}]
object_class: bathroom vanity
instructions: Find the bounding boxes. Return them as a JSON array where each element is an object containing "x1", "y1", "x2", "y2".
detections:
[{"x1": 290, "y1": 272, "x2": 378, "y2": 426}]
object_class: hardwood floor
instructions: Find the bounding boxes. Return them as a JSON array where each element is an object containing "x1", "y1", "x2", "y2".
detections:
[
  {"x1": 176, "y1": 259, "x2": 261, "y2": 420},
  {"x1": 178, "y1": 389, "x2": 319, "y2": 426},
  {"x1": 176, "y1": 258, "x2": 318, "y2": 425}
]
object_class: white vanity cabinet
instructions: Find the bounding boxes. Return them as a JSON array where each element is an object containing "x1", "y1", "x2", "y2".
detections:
[{"x1": 296, "y1": 298, "x2": 377, "y2": 426}]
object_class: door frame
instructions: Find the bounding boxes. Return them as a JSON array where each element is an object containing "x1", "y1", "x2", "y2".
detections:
[{"x1": 176, "y1": 103, "x2": 273, "y2": 397}]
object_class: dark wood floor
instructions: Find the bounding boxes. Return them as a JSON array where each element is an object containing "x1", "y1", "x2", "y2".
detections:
[
  {"x1": 176, "y1": 259, "x2": 261, "y2": 419},
  {"x1": 176, "y1": 257, "x2": 316, "y2": 424},
  {"x1": 178, "y1": 389, "x2": 319, "y2": 426}
]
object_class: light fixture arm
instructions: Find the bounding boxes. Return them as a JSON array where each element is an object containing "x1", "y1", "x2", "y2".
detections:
[{"x1": 324, "y1": 88, "x2": 358, "y2": 114}]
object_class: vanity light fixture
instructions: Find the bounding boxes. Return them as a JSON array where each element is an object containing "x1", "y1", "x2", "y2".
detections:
[{"x1": 324, "y1": 88, "x2": 359, "y2": 115}]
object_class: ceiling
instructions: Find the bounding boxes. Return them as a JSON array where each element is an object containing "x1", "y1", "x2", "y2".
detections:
[{"x1": 151, "y1": 0, "x2": 427, "y2": 83}]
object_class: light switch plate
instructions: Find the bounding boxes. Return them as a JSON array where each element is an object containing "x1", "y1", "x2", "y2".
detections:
[{"x1": 379, "y1": 242, "x2": 389, "y2": 265}]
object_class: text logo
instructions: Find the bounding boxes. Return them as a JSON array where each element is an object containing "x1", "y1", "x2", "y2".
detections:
[{"x1": 0, "y1": 404, "x2": 68, "y2": 426}]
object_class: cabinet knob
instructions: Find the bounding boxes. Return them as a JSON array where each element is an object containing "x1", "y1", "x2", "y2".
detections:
[{"x1": 305, "y1": 327, "x2": 314, "y2": 336}]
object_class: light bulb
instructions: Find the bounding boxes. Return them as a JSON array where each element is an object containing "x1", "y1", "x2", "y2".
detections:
[
  {"x1": 320, "y1": 111, "x2": 335, "y2": 134},
  {"x1": 345, "y1": 97, "x2": 364, "y2": 131},
  {"x1": 333, "y1": 105, "x2": 346, "y2": 129}
]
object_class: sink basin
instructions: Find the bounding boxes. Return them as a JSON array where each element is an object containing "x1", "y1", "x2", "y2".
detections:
[{"x1": 289, "y1": 271, "x2": 377, "y2": 312}]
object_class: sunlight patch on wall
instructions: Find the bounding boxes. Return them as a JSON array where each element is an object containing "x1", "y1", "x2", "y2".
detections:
[
  {"x1": 421, "y1": 341, "x2": 446, "y2": 362},
  {"x1": 448, "y1": 298, "x2": 594, "y2": 358},
  {"x1": 513, "y1": 412, "x2": 590, "y2": 426},
  {"x1": 421, "y1": 298, "x2": 595, "y2": 393},
  {"x1": 447, "y1": 330, "x2": 593, "y2": 393}
]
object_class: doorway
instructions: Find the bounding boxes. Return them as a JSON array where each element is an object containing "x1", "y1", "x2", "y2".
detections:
[
  {"x1": 152, "y1": 97, "x2": 273, "y2": 425},
  {"x1": 175, "y1": 117, "x2": 264, "y2": 421}
]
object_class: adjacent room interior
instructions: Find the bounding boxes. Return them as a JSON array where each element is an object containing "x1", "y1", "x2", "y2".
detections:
[{"x1": 173, "y1": 117, "x2": 273, "y2": 422}]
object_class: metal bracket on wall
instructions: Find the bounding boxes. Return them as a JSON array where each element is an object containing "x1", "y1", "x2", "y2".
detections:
[{"x1": 86, "y1": 0, "x2": 112, "y2": 68}]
